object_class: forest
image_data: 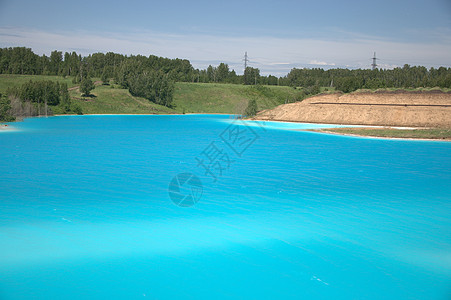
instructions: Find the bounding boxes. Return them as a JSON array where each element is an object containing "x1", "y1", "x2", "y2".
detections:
[
  {"x1": 5, "y1": 80, "x2": 82, "y2": 119},
  {"x1": 2, "y1": 47, "x2": 450, "y2": 90},
  {"x1": 286, "y1": 67, "x2": 451, "y2": 92}
]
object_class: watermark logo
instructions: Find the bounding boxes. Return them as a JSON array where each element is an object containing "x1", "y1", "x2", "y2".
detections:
[
  {"x1": 220, "y1": 121, "x2": 260, "y2": 157},
  {"x1": 168, "y1": 117, "x2": 266, "y2": 207},
  {"x1": 168, "y1": 172, "x2": 203, "y2": 207}
]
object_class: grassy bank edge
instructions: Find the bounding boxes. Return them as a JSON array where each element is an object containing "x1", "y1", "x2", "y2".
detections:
[{"x1": 309, "y1": 127, "x2": 451, "y2": 141}]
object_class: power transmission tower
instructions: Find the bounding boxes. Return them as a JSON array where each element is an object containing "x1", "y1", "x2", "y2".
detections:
[
  {"x1": 243, "y1": 52, "x2": 249, "y2": 72},
  {"x1": 371, "y1": 52, "x2": 378, "y2": 70}
]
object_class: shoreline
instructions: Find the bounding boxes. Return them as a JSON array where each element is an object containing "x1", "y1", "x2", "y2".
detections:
[
  {"x1": 251, "y1": 117, "x2": 429, "y2": 129},
  {"x1": 0, "y1": 124, "x2": 17, "y2": 132},
  {"x1": 53, "y1": 112, "x2": 230, "y2": 116},
  {"x1": 303, "y1": 128, "x2": 451, "y2": 142}
]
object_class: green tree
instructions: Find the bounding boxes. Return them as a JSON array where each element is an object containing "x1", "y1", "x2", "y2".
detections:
[
  {"x1": 0, "y1": 93, "x2": 15, "y2": 122},
  {"x1": 228, "y1": 70, "x2": 239, "y2": 84},
  {"x1": 244, "y1": 67, "x2": 260, "y2": 85},
  {"x1": 206, "y1": 65, "x2": 216, "y2": 82},
  {"x1": 335, "y1": 76, "x2": 361, "y2": 93},
  {"x1": 72, "y1": 104, "x2": 83, "y2": 115},
  {"x1": 267, "y1": 75, "x2": 278, "y2": 85},
  {"x1": 245, "y1": 99, "x2": 258, "y2": 117},
  {"x1": 216, "y1": 63, "x2": 229, "y2": 82},
  {"x1": 310, "y1": 84, "x2": 320, "y2": 95},
  {"x1": 18, "y1": 80, "x2": 61, "y2": 106},
  {"x1": 101, "y1": 67, "x2": 110, "y2": 85},
  {"x1": 128, "y1": 71, "x2": 174, "y2": 107},
  {"x1": 50, "y1": 50, "x2": 63, "y2": 75},
  {"x1": 80, "y1": 77, "x2": 95, "y2": 97},
  {"x1": 59, "y1": 83, "x2": 71, "y2": 112}
]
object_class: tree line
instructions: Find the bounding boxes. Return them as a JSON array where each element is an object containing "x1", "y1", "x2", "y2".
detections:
[
  {"x1": 0, "y1": 47, "x2": 282, "y2": 86},
  {"x1": 2, "y1": 80, "x2": 82, "y2": 121},
  {"x1": 1, "y1": 47, "x2": 450, "y2": 93},
  {"x1": 286, "y1": 65, "x2": 451, "y2": 92}
]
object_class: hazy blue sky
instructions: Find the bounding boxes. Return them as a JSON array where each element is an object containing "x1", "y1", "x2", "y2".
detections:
[{"x1": 0, "y1": 0, "x2": 450, "y2": 75}]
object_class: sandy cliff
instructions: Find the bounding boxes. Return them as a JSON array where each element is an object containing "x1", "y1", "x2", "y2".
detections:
[{"x1": 253, "y1": 90, "x2": 451, "y2": 127}]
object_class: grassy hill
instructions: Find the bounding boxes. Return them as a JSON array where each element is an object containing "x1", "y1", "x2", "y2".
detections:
[
  {"x1": 67, "y1": 83, "x2": 175, "y2": 115},
  {"x1": 172, "y1": 82, "x2": 302, "y2": 114},
  {"x1": 0, "y1": 74, "x2": 77, "y2": 92},
  {"x1": 0, "y1": 74, "x2": 304, "y2": 115}
]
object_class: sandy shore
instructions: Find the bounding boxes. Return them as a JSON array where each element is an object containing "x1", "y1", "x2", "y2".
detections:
[{"x1": 0, "y1": 124, "x2": 17, "y2": 132}]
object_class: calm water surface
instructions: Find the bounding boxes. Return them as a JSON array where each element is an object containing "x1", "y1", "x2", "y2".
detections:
[{"x1": 0, "y1": 115, "x2": 450, "y2": 299}]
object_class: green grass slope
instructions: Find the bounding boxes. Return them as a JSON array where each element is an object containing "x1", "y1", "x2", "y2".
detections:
[
  {"x1": 69, "y1": 84, "x2": 174, "y2": 114},
  {"x1": 0, "y1": 75, "x2": 305, "y2": 115},
  {"x1": 172, "y1": 82, "x2": 303, "y2": 114}
]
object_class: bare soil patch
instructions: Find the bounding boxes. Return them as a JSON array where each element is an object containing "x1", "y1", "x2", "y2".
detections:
[{"x1": 253, "y1": 91, "x2": 451, "y2": 128}]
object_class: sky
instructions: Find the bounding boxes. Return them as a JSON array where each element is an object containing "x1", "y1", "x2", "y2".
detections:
[{"x1": 0, "y1": 0, "x2": 450, "y2": 76}]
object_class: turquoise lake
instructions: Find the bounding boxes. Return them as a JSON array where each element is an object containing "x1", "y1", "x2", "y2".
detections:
[{"x1": 0, "y1": 114, "x2": 450, "y2": 299}]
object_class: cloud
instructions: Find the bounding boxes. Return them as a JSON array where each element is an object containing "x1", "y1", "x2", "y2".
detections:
[
  {"x1": 0, "y1": 27, "x2": 450, "y2": 76},
  {"x1": 268, "y1": 62, "x2": 291, "y2": 65},
  {"x1": 309, "y1": 60, "x2": 336, "y2": 66}
]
